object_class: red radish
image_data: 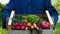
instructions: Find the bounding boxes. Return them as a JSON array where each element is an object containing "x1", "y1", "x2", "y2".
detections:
[
  {"x1": 11, "y1": 26, "x2": 15, "y2": 30},
  {"x1": 20, "y1": 25, "x2": 26, "y2": 30},
  {"x1": 23, "y1": 19, "x2": 28, "y2": 26},
  {"x1": 40, "y1": 21, "x2": 50, "y2": 29},
  {"x1": 23, "y1": 22, "x2": 27, "y2": 27},
  {"x1": 16, "y1": 26, "x2": 21, "y2": 30},
  {"x1": 20, "y1": 23, "x2": 22, "y2": 26},
  {"x1": 14, "y1": 22, "x2": 20, "y2": 27},
  {"x1": 31, "y1": 25, "x2": 35, "y2": 29},
  {"x1": 35, "y1": 26, "x2": 39, "y2": 30},
  {"x1": 33, "y1": 23, "x2": 37, "y2": 27},
  {"x1": 25, "y1": 27, "x2": 28, "y2": 30},
  {"x1": 20, "y1": 23, "x2": 27, "y2": 30},
  {"x1": 27, "y1": 23, "x2": 31, "y2": 27},
  {"x1": 33, "y1": 23, "x2": 39, "y2": 30}
]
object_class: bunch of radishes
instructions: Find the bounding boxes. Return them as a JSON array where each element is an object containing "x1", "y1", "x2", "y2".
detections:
[
  {"x1": 11, "y1": 19, "x2": 39, "y2": 30},
  {"x1": 11, "y1": 22, "x2": 27, "y2": 30},
  {"x1": 11, "y1": 15, "x2": 50, "y2": 30}
]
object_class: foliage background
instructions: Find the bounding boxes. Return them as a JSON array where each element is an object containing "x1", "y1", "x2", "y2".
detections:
[{"x1": 0, "y1": 0, "x2": 60, "y2": 34}]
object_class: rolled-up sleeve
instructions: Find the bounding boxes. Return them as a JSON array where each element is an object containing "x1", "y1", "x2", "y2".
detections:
[{"x1": 45, "y1": 0, "x2": 58, "y2": 28}]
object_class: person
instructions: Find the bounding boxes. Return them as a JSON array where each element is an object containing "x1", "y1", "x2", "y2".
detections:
[{"x1": 2, "y1": 0, "x2": 58, "y2": 29}]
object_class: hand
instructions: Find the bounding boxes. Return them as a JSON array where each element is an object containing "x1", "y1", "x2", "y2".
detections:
[
  {"x1": 6, "y1": 17, "x2": 9, "y2": 23},
  {"x1": 51, "y1": 17, "x2": 54, "y2": 23},
  {"x1": 6, "y1": 13, "x2": 15, "y2": 23}
]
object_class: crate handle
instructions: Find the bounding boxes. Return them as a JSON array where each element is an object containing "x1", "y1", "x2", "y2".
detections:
[
  {"x1": 45, "y1": 10, "x2": 54, "y2": 25},
  {"x1": 8, "y1": 11, "x2": 15, "y2": 25}
]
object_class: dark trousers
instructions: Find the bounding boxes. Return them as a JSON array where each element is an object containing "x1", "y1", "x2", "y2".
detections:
[{"x1": 2, "y1": 21, "x2": 6, "y2": 29}]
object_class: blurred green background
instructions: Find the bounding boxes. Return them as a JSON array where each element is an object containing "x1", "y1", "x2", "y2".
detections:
[{"x1": 0, "y1": 0, "x2": 60, "y2": 34}]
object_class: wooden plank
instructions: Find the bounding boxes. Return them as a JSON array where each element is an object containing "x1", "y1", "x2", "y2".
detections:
[
  {"x1": 8, "y1": 30, "x2": 31, "y2": 34},
  {"x1": 32, "y1": 29, "x2": 53, "y2": 34}
]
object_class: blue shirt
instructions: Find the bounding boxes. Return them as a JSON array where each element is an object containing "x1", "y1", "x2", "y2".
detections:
[{"x1": 2, "y1": 0, "x2": 58, "y2": 28}]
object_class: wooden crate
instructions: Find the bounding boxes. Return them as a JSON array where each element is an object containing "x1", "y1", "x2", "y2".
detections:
[
  {"x1": 8, "y1": 29, "x2": 53, "y2": 34},
  {"x1": 32, "y1": 29, "x2": 53, "y2": 34},
  {"x1": 7, "y1": 11, "x2": 54, "y2": 34},
  {"x1": 8, "y1": 30, "x2": 31, "y2": 34}
]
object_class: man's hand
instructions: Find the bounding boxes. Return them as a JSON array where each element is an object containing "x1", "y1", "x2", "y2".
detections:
[
  {"x1": 51, "y1": 17, "x2": 54, "y2": 23},
  {"x1": 6, "y1": 13, "x2": 15, "y2": 23},
  {"x1": 6, "y1": 13, "x2": 15, "y2": 29}
]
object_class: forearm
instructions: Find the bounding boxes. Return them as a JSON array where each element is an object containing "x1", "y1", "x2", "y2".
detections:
[
  {"x1": 2, "y1": 9, "x2": 10, "y2": 21},
  {"x1": 50, "y1": 11, "x2": 58, "y2": 28},
  {"x1": 2, "y1": 0, "x2": 15, "y2": 21},
  {"x1": 45, "y1": 0, "x2": 58, "y2": 28}
]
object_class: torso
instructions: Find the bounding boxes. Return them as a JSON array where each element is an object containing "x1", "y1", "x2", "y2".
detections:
[{"x1": 14, "y1": 0, "x2": 45, "y2": 14}]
